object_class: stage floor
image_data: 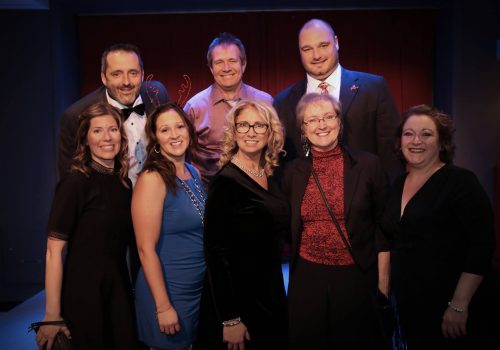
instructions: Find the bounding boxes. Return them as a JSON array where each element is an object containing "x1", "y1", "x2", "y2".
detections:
[{"x1": 0, "y1": 264, "x2": 289, "y2": 349}]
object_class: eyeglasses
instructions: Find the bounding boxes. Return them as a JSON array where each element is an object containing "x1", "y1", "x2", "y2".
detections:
[
  {"x1": 302, "y1": 114, "x2": 339, "y2": 128},
  {"x1": 235, "y1": 122, "x2": 269, "y2": 134}
]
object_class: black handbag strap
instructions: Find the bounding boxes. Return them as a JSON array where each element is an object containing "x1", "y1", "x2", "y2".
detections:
[
  {"x1": 28, "y1": 320, "x2": 67, "y2": 333},
  {"x1": 311, "y1": 168, "x2": 361, "y2": 269}
]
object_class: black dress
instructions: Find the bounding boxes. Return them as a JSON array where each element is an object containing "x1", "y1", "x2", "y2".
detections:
[
  {"x1": 381, "y1": 164, "x2": 497, "y2": 349},
  {"x1": 47, "y1": 161, "x2": 138, "y2": 350},
  {"x1": 198, "y1": 163, "x2": 288, "y2": 350}
]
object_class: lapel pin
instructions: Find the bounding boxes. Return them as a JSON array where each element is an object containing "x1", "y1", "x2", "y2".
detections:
[{"x1": 350, "y1": 85, "x2": 359, "y2": 92}]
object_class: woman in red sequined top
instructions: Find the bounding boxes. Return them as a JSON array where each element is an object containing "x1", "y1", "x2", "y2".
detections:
[{"x1": 282, "y1": 93, "x2": 390, "y2": 350}]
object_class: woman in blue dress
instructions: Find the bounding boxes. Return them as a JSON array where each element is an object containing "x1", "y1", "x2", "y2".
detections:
[{"x1": 132, "y1": 102, "x2": 206, "y2": 350}]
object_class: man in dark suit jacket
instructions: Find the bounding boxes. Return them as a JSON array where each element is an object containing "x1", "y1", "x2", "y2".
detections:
[
  {"x1": 58, "y1": 43, "x2": 170, "y2": 184},
  {"x1": 274, "y1": 18, "x2": 402, "y2": 180},
  {"x1": 58, "y1": 44, "x2": 170, "y2": 292}
]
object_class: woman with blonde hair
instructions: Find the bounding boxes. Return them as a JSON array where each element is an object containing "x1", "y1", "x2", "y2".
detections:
[{"x1": 199, "y1": 99, "x2": 288, "y2": 349}]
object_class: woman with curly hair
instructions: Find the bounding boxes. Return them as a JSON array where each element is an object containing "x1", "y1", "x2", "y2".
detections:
[
  {"x1": 199, "y1": 99, "x2": 288, "y2": 349},
  {"x1": 36, "y1": 103, "x2": 139, "y2": 350},
  {"x1": 382, "y1": 105, "x2": 496, "y2": 349}
]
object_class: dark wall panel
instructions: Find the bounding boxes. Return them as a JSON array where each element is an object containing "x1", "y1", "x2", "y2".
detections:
[{"x1": 0, "y1": 10, "x2": 56, "y2": 301}]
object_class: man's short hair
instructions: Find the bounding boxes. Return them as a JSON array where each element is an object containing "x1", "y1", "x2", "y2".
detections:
[
  {"x1": 206, "y1": 33, "x2": 247, "y2": 67},
  {"x1": 101, "y1": 43, "x2": 144, "y2": 73},
  {"x1": 300, "y1": 18, "x2": 336, "y2": 38}
]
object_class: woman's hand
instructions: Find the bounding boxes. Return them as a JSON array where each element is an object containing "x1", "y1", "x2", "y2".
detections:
[
  {"x1": 442, "y1": 306, "x2": 468, "y2": 339},
  {"x1": 157, "y1": 307, "x2": 181, "y2": 335},
  {"x1": 223, "y1": 322, "x2": 251, "y2": 350},
  {"x1": 35, "y1": 319, "x2": 71, "y2": 350},
  {"x1": 442, "y1": 272, "x2": 483, "y2": 339}
]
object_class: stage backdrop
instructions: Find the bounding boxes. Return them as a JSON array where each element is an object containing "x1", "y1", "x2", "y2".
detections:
[{"x1": 78, "y1": 9, "x2": 434, "y2": 113}]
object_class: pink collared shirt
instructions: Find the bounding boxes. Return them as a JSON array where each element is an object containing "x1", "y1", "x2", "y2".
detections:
[{"x1": 184, "y1": 83, "x2": 272, "y2": 186}]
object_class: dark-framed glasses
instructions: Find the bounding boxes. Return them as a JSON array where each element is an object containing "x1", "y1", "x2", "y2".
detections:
[
  {"x1": 303, "y1": 113, "x2": 338, "y2": 128},
  {"x1": 235, "y1": 122, "x2": 269, "y2": 134}
]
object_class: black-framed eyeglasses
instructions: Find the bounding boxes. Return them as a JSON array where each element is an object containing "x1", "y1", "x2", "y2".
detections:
[
  {"x1": 235, "y1": 122, "x2": 269, "y2": 134},
  {"x1": 302, "y1": 113, "x2": 339, "y2": 128}
]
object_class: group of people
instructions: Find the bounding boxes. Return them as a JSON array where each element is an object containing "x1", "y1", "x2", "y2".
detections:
[{"x1": 34, "y1": 17, "x2": 496, "y2": 350}]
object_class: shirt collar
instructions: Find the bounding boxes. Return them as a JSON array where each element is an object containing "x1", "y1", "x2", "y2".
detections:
[
  {"x1": 306, "y1": 65, "x2": 342, "y2": 94},
  {"x1": 209, "y1": 82, "x2": 247, "y2": 106}
]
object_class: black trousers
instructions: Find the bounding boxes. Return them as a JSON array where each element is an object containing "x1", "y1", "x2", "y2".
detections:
[{"x1": 288, "y1": 257, "x2": 380, "y2": 350}]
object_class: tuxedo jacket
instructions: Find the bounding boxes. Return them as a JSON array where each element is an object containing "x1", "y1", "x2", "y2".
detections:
[
  {"x1": 274, "y1": 68, "x2": 402, "y2": 181},
  {"x1": 282, "y1": 146, "x2": 389, "y2": 272},
  {"x1": 58, "y1": 81, "x2": 170, "y2": 177}
]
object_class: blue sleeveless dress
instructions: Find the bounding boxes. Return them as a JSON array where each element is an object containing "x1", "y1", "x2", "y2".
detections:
[{"x1": 135, "y1": 163, "x2": 206, "y2": 349}]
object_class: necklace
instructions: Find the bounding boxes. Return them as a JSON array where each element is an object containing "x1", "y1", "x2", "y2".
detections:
[
  {"x1": 231, "y1": 156, "x2": 265, "y2": 177},
  {"x1": 177, "y1": 168, "x2": 207, "y2": 225}
]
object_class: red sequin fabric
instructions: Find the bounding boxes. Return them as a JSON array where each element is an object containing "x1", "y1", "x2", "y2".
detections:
[{"x1": 299, "y1": 146, "x2": 354, "y2": 265}]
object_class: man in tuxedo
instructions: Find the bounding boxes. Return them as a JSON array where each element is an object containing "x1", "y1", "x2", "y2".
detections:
[
  {"x1": 274, "y1": 19, "x2": 402, "y2": 180},
  {"x1": 58, "y1": 43, "x2": 170, "y2": 185},
  {"x1": 184, "y1": 32, "x2": 273, "y2": 186}
]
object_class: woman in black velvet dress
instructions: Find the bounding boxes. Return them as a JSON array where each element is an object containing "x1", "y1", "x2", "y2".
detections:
[
  {"x1": 35, "y1": 103, "x2": 138, "y2": 350},
  {"x1": 199, "y1": 99, "x2": 288, "y2": 350},
  {"x1": 381, "y1": 104, "x2": 497, "y2": 349}
]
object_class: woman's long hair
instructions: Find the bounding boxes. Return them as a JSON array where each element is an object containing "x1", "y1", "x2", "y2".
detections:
[
  {"x1": 219, "y1": 100, "x2": 285, "y2": 177},
  {"x1": 142, "y1": 102, "x2": 198, "y2": 193},
  {"x1": 70, "y1": 103, "x2": 129, "y2": 187}
]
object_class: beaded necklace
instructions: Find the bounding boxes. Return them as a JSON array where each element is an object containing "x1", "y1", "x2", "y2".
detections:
[
  {"x1": 231, "y1": 156, "x2": 265, "y2": 177},
  {"x1": 177, "y1": 167, "x2": 206, "y2": 225}
]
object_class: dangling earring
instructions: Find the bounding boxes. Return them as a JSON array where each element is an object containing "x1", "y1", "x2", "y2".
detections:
[
  {"x1": 302, "y1": 138, "x2": 311, "y2": 158},
  {"x1": 154, "y1": 144, "x2": 160, "y2": 154}
]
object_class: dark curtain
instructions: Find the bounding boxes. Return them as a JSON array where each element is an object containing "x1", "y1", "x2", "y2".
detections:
[{"x1": 78, "y1": 9, "x2": 434, "y2": 114}]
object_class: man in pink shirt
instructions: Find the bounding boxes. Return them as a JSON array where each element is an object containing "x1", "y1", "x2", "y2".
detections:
[{"x1": 184, "y1": 33, "x2": 273, "y2": 186}]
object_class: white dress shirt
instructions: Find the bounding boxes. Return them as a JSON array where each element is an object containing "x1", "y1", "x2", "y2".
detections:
[
  {"x1": 306, "y1": 65, "x2": 342, "y2": 101},
  {"x1": 106, "y1": 91, "x2": 147, "y2": 186}
]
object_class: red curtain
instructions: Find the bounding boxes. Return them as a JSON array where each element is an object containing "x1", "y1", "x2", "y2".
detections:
[{"x1": 78, "y1": 9, "x2": 434, "y2": 115}]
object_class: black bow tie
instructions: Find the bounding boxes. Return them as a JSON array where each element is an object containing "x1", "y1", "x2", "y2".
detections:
[{"x1": 121, "y1": 104, "x2": 145, "y2": 119}]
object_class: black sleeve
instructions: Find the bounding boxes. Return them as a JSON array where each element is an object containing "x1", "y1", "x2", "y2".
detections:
[
  {"x1": 58, "y1": 109, "x2": 79, "y2": 178},
  {"x1": 374, "y1": 76, "x2": 404, "y2": 182},
  {"x1": 47, "y1": 173, "x2": 88, "y2": 241},
  {"x1": 451, "y1": 169, "x2": 495, "y2": 275},
  {"x1": 203, "y1": 175, "x2": 240, "y2": 321},
  {"x1": 370, "y1": 155, "x2": 390, "y2": 253}
]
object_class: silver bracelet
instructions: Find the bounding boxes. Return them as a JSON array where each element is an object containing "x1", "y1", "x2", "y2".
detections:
[
  {"x1": 447, "y1": 301, "x2": 465, "y2": 313},
  {"x1": 222, "y1": 317, "x2": 241, "y2": 327}
]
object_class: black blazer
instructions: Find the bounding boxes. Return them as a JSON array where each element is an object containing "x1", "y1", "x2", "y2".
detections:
[
  {"x1": 58, "y1": 81, "x2": 170, "y2": 176},
  {"x1": 274, "y1": 67, "x2": 402, "y2": 181},
  {"x1": 282, "y1": 146, "x2": 389, "y2": 272}
]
